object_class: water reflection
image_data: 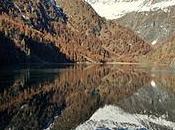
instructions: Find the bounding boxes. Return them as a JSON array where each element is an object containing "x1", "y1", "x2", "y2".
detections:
[{"x1": 0, "y1": 65, "x2": 175, "y2": 130}]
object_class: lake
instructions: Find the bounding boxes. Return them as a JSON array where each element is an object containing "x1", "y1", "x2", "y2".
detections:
[{"x1": 0, "y1": 64, "x2": 175, "y2": 130}]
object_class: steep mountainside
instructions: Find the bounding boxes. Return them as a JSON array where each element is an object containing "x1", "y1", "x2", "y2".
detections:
[
  {"x1": 0, "y1": 0, "x2": 68, "y2": 33},
  {"x1": 0, "y1": 14, "x2": 107, "y2": 64},
  {"x1": 0, "y1": 0, "x2": 151, "y2": 65},
  {"x1": 86, "y1": 0, "x2": 175, "y2": 44},
  {"x1": 0, "y1": 0, "x2": 108, "y2": 64},
  {"x1": 117, "y1": 5, "x2": 175, "y2": 44},
  {"x1": 57, "y1": 0, "x2": 151, "y2": 62},
  {"x1": 144, "y1": 36, "x2": 175, "y2": 65}
]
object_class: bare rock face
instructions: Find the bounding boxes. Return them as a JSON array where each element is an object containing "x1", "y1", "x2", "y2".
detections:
[
  {"x1": 0, "y1": 0, "x2": 68, "y2": 33},
  {"x1": 117, "y1": 5, "x2": 175, "y2": 45},
  {"x1": 144, "y1": 36, "x2": 175, "y2": 65}
]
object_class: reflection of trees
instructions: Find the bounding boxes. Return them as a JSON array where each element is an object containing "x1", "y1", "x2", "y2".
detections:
[
  {"x1": 0, "y1": 65, "x2": 151, "y2": 130},
  {"x1": 54, "y1": 65, "x2": 151, "y2": 130},
  {"x1": 97, "y1": 66, "x2": 150, "y2": 104},
  {"x1": 0, "y1": 68, "x2": 59, "y2": 111}
]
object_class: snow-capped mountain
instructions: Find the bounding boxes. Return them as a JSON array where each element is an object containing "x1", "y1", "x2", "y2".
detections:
[
  {"x1": 86, "y1": 0, "x2": 175, "y2": 44},
  {"x1": 86, "y1": 0, "x2": 175, "y2": 19}
]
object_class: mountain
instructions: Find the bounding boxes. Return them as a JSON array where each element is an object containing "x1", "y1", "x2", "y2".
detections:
[
  {"x1": 0, "y1": 0, "x2": 151, "y2": 65},
  {"x1": 0, "y1": 0, "x2": 108, "y2": 64},
  {"x1": 86, "y1": 0, "x2": 175, "y2": 44},
  {"x1": 57, "y1": 0, "x2": 151, "y2": 62},
  {"x1": 143, "y1": 36, "x2": 175, "y2": 65},
  {"x1": 0, "y1": 0, "x2": 68, "y2": 33}
]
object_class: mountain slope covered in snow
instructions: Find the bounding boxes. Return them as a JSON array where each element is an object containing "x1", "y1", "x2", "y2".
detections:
[
  {"x1": 86, "y1": 0, "x2": 175, "y2": 19},
  {"x1": 86, "y1": 0, "x2": 175, "y2": 44}
]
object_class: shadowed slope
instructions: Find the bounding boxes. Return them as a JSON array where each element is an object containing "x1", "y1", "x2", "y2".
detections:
[{"x1": 0, "y1": 0, "x2": 152, "y2": 65}]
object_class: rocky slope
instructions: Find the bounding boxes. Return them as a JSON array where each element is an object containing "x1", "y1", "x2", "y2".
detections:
[
  {"x1": 0, "y1": 0, "x2": 107, "y2": 64},
  {"x1": 0, "y1": 14, "x2": 106, "y2": 64},
  {"x1": 117, "y1": 5, "x2": 175, "y2": 44},
  {"x1": 57, "y1": 0, "x2": 151, "y2": 62},
  {"x1": 86, "y1": 0, "x2": 175, "y2": 44},
  {"x1": 0, "y1": 0, "x2": 151, "y2": 65},
  {"x1": 143, "y1": 36, "x2": 175, "y2": 65}
]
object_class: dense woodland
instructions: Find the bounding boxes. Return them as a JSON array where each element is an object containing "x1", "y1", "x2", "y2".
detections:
[
  {"x1": 1, "y1": 0, "x2": 175, "y2": 65},
  {"x1": 0, "y1": 0, "x2": 152, "y2": 65}
]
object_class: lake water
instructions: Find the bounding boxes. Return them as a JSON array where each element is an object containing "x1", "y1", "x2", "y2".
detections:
[{"x1": 0, "y1": 64, "x2": 175, "y2": 130}]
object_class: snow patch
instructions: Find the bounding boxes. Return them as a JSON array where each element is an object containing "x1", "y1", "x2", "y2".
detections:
[
  {"x1": 43, "y1": 123, "x2": 54, "y2": 130},
  {"x1": 151, "y1": 39, "x2": 158, "y2": 45}
]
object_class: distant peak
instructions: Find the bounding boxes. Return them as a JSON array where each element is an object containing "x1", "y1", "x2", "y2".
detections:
[{"x1": 86, "y1": 0, "x2": 175, "y2": 19}]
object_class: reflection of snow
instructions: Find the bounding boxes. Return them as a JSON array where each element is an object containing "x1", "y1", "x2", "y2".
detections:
[
  {"x1": 90, "y1": 105, "x2": 144, "y2": 128},
  {"x1": 151, "y1": 73, "x2": 156, "y2": 77},
  {"x1": 151, "y1": 80, "x2": 157, "y2": 88},
  {"x1": 76, "y1": 105, "x2": 175, "y2": 130},
  {"x1": 43, "y1": 115, "x2": 59, "y2": 130},
  {"x1": 43, "y1": 123, "x2": 54, "y2": 130}
]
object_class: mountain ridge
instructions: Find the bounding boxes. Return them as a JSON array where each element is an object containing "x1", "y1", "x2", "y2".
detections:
[
  {"x1": 57, "y1": 0, "x2": 151, "y2": 61},
  {"x1": 0, "y1": 0, "x2": 152, "y2": 65},
  {"x1": 86, "y1": 0, "x2": 175, "y2": 44}
]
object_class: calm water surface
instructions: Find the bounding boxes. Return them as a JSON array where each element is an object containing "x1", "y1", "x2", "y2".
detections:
[{"x1": 0, "y1": 64, "x2": 175, "y2": 130}]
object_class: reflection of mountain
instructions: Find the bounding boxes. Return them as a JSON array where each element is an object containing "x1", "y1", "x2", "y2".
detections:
[
  {"x1": 2, "y1": 65, "x2": 175, "y2": 130},
  {"x1": 0, "y1": 66, "x2": 67, "y2": 130},
  {"x1": 53, "y1": 65, "x2": 150, "y2": 130},
  {"x1": 76, "y1": 105, "x2": 175, "y2": 130},
  {"x1": 78, "y1": 84, "x2": 175, "y2": 130},
  {"x1": 154, "y1": 72, "x2": 175, "y2": 93},
  {"x1": 117, "y1": 86, "x2": 175, "y2": 129},
  {"x1": 76, "y1": 66, "x2": 175, "y2": 130},
  {"x1": 0, "y1": 65, "x2": 150, "y2": 130}
]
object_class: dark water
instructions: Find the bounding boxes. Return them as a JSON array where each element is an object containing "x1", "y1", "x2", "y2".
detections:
[{"x1": 0, "y1": 64, "x2": 175, "y2": 130}]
